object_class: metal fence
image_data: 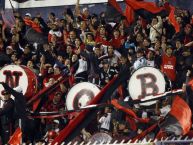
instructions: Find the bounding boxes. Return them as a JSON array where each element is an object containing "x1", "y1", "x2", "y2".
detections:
[{"x1": 29, "y1": 138, "x2": 193, "y2": 145}]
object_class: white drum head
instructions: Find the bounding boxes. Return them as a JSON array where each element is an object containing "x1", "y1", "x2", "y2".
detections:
[
  {"x1": 128, "y1": 67, "x2": 166, "y2": 106},
  {"x1": 66, "y1": 82, "x2": 100, "y2": 110}
]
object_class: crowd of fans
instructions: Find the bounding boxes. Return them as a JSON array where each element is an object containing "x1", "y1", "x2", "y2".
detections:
[{"x1": 0, "y1": 0, "x2": 193, "y2": 144}]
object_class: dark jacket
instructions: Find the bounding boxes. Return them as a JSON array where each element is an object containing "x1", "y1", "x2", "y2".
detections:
[
  {"x1": 1, "y1": 83, "x2": 27, "y2": 119},
  {"x1": 0, "y1": 98, "x2": 14, "y2": 125}
]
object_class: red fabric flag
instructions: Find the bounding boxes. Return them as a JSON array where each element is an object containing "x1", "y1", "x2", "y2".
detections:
[
  {"x1": 124, "y1": 0, "x2": 167, "y2": 22},
  {"x1": 32, "y1": 98, "x2": 41, "y2": 111},
  {"x1": 125, "y1": 116, "x2": 137, "y2": 131},
  {"x1": 124, "y1": 5, "x2": 134, "y2": 25},
  {"x1": 117, "y1": 85, "x2": 124, "y2": 99},
  {"x1": 111, "y1": 99, "x2": 149, "y2": 123},
  {"x1": 108, "y1": 0, "x2": 123, "y2": 15},
  {"x1": 188, "y1": 78, "x2": 193, "y2": 90},
  {"x1": 168, "y1": 6, "x2": 180, "y2": 33},
  {"x1": 8, "y1": 127, "x2": 22, "y2": 145},
  {"x1": 169, "y1": 95, "x2": 192, "y2": 135},
  {"x1": 28, "y1": 77, "x2": 68, "y2": 112},
  {"x1": 52, "y1": 67, "x2": 131, "y2": 144}
]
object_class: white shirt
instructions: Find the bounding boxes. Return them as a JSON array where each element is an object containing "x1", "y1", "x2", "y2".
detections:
[
  {"x1": 75, "y1": 59, "x2": 88, "y2": 75},
  {"x1": 49, "y1": 30, "x2": 62, "y2": 37},
  {"x1": 99, "y1": 113, "x2": 111, "y2": 130},
  {"x1": 146, "y1": 60, "x2": 155, "y2": 67},
  {"x1": 160, "y1": 105, "x2": 171, "y2": 117}
]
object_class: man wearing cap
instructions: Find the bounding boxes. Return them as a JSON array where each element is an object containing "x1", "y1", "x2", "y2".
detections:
[
  {"x1": 23, "y1": 13, "x2": 32, "y2": 28},
  {"x1": 133, "y1": 49, "x2": 147, "y2": 70},
  {"x1": 0, "y1": 90, "x2": 14, "y2": 144}
]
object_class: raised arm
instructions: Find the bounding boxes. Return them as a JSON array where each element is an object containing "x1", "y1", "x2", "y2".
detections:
[
  {"x1": 74, "y1": 0, "x2": 81, "y2": 17},
  {"x1": 0, "y1": 82, "x2": 25, "y2": 101}
]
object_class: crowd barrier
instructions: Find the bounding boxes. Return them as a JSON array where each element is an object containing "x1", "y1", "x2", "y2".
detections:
[{"x1": 29, "y1": 137, "x2": 193, "y2": 145}]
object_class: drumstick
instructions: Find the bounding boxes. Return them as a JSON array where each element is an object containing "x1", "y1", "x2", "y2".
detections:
[
  {"x1": 139, "y1": 89, "x2": 183, "y2": 103},
  {"x1": 30, "y1": 103, "x2": 112, "y2": 116}
]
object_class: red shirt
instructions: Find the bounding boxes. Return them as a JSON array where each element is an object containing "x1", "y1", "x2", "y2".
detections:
[
  {"x1": 111, "y1": 36, "x2": 125, "y2": 49},
  {"x1": 95, "y1": 35, "x2": 111, "y2": 46},
  {"x1": 161, "y1": 54, "x2": 176, "y2": 81}
]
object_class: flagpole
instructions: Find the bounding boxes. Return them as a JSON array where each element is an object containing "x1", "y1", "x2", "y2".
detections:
[
  {"x1": 30, "y1": 103, "x2": 112, "y2": 116},
  {"x1": 18, "y1": 119, "x2": 22, "y2": 144},
  {"x1": 8, "y1": 0, "x2": 15, "y2": 12}
]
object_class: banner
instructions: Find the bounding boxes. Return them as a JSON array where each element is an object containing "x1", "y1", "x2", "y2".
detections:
[{"x1": 5, "y1": 0, "x2": 123, "y2": 9}]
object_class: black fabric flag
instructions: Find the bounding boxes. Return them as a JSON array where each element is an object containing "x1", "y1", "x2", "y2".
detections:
[{"x1": 105, "y1": 0, "x2": 123, "y2": 22}]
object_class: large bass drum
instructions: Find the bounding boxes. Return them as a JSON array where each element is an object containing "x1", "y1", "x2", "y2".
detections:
[
  {"x1": 88, "y1": 132, "x2": 112, "y2": 144},
  {"x1": 66, "y1": 82, "x2": 100, "y2": 110},
  {"x1": 128, "y1": 67, "x2": 171, "y2": 106},
  {"x1": 0, "y1": 65, "x2": 38, "y2": 101}
]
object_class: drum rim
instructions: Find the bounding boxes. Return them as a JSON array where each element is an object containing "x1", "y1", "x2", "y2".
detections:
[{"x1": 0, "y1": 64, "x2": 38, "y2": 98}]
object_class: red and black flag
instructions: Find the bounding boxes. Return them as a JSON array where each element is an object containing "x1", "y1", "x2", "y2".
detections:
[
  {"x1": 168, "y1": 5, "x2": 180, "y2": 33},
  {"x1": 124, "y1": 0, "x2": 168, "y2": 22},
  {"x1": 8, "y1": 127, "x2": 22, "y2": 145},
  {"x1": 124, "y1": 4, "x2": 135, "y2": 25},
  {"x1": 132, "y1": 95, "x2": 192, "y2": 141},
  {"x1": 111, "y1": 99, "x2": 149, "y2": 131},
  {"x1": 106, "y1": 0, "x2": 136, "y2": 25},
  {"x1": 111, "y1": 99, "x2": 149, "y2": 123},
  {"x1": 158, "y1": 95, "x2": 192, "y2": 138},
  {"x1": 51, "y1": 67, "x2": 131, "y2": 144}
]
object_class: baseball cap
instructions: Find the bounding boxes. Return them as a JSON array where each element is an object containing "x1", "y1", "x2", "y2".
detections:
[{"x1": 25, "y1": 13, "x2": 31, "y2": 17}]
